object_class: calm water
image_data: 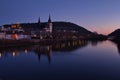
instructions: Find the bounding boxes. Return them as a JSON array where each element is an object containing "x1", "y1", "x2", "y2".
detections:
[{"x1": 0, "y1": 40, "x2": 120, "y2": 80}]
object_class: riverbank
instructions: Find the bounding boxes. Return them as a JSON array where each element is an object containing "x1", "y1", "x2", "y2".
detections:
[{"x1": 0, "y1": 37, "x2": 107, "y2": 47}]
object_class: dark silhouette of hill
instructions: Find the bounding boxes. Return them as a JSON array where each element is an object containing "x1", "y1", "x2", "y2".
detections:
[
  {"x1": 108, "y1": 29, "x2": 120, "y2": 41},
  {"x1": 111, "y1": 34, "x2": 120, "y2": 53},
  {"x1": 52, "y1": 22, "x2": 92, "y2": 34},
  {"x1": 108, "y1": 29, "x2": 120, "y2": 37},
  {"x1": 3, "y1": 21, "x2": 92, "y2": 34}
]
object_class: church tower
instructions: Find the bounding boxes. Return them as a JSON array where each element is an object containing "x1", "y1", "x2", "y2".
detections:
[
  {"x1": 38, "y1": 17, "x2": 40, "y2": 23},
  {"x1": 47, "y1": 15, "x2": 52, "y2": 33},
  {"x1": 38, "y1": 17, "x2": 41, "y2": 27}
]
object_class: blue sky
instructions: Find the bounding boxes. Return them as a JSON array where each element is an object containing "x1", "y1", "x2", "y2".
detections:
[{"x1": 0, "y1": 0, "x2": 120, "y2": 34}]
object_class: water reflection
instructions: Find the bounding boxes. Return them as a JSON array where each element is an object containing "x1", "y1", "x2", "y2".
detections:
[
  {"x1": 0, "y1": 40, "x2": 89, "y2": 62},
  {"x1": 117, "y1": 43, "x2": 120, "y2": 53},
  {"x1": 90, "y1": 40, "x2": 98, "y2": 46},
  {"x1": 0, "y1": 40, "x2": 120, "y2": 80},
  {"x1": 112, "y1": 41, "x2": 120, "y2": 53},
  {"x1": 53, "y1": 40, "x2": 88, "y2": 51},
  {"x1": 34, "y1": 45, "x2": 52, "y2": 63},
  {"x1": 90, "y1": 40, "x2": 105, "y2": 46},
  {"x1": 0, "y1": 46, "x2": 29, "y2": 58}
]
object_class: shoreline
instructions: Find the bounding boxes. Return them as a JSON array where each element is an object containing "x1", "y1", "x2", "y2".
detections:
[{"x1": 0, "y1": 38, "x2": 107, "y2": 47}]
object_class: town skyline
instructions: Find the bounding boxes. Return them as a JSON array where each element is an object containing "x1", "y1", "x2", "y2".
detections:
[
  {"x1": 1, "y1": 0, "x2": 120, "y2": 35},
  {"x1": 0, "y1": 16, "x2": 118, "y2": 35}
]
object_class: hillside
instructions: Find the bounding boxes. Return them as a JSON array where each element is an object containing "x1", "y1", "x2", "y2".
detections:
[
  {"x1": 108, "y1": 29, "x2": 120, "y2": 37},
  {"x1": 3, "y1": 21, "x2": 92, "y2": 34},
  {"x1": 52, "y1": 22, "x2": 92, "y2": 34},
  {"x1": 108, "y1": 29, "x2": 120, "y2": 41}
]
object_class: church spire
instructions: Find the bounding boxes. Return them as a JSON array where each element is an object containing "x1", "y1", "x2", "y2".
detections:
[
  {"x1": 46, "y1": 14, "x2": 52, "y2": 33},
  {"x1": 38, "y1": 17, "x2": 40, "y2": 24},
  {"x1": 48, "y1": 15, "x2": 51, "y2": 23}
]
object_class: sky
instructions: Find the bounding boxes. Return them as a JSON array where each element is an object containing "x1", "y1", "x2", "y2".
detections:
[{"x1": 0, "y1": 0, "x2": 120, "y2": 35}]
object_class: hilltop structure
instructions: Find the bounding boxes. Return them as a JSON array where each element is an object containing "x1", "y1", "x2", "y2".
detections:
[
  {"x1": 1, "y1": 15, "x2": 53, "y2": 40},
  {"x1": 45, "y1": 15, "x2": 52, "y2": 33},
  {"x1": 1, "y1": 16, "x2": 97, "y2": 40}
]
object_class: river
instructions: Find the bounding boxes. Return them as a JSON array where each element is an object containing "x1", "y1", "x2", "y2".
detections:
[{"x1": 0, "y1": 40, "x2": 120, "y2": 80}]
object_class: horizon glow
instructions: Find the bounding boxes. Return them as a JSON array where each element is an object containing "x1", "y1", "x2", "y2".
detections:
[{"x1": 0, "y1": 0, "x2": 120, "y2": 35}]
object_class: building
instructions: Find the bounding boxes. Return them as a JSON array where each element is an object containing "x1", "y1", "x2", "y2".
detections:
[
  {"x1": 31, "y1": 15, "x2": 53, "y2": 39},
  {"x1": 2, "y1": 15, "x2": 53, "y2": 40},
  {"x1": 45, "y1": 15, "x2": 52, "y2": 33}
]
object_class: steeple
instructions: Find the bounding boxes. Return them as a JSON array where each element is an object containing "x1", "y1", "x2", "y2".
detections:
[
  {"x1": 48, "y1": 15, "x2": 51, "y2": 23},
  {"x1": 46, "y1": 14, "x2": 52, "y2": 33},
  {"x1": 38, "y1": 17, "x2": 40, "y2": 24}
]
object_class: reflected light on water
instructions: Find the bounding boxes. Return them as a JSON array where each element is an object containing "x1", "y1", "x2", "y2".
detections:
[
  {"x1": 24, "y1": 49, "x2": 28, "y2": 54},
  {"x1": 0, "y1": 40, "x2": 120, "y2": 80},
  {"x1": 0, "y1": 52, "x2": 2, "y2": 58},
  {"x1": 68, "y1": 42, "x2": 71, "y2": 46},
  {"x1": 12, "y1": 52, "x2": 16, "y2": 57}
]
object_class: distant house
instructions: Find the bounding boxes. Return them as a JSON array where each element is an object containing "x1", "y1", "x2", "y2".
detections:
[
  {"x1": 0, "y1": 31, "x2": 6, "y2": 39},
  {"x1": 2, "y1": 16, "x2": 95, "y2": 40}
]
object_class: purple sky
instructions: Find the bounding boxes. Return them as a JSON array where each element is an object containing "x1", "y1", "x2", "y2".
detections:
[{"x1": 0, "y1": 0, "x2": 120, "y2": 34}]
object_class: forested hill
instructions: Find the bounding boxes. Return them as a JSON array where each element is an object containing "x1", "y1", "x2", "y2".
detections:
[
  {"x1": 3, "y1": 21, "x2": 92, "y2": 34},
  {"x1": 108, "y1": 29, "x2": 120, "y2": 37},
  {"x1": 52, "y1": 22, "x2": 92, "y2": 34}
]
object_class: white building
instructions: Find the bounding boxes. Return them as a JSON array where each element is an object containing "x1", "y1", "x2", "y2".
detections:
[{"x1": 0, "y1": 32, "x2": 5, "y2": 39}]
